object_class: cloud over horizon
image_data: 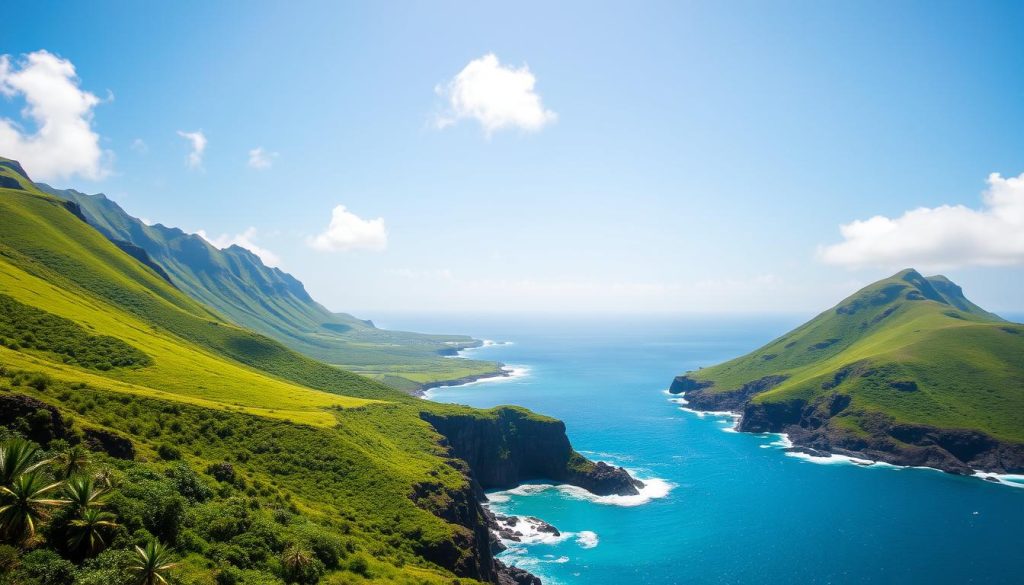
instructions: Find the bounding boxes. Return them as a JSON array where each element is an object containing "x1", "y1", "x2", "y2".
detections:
[
  {"x1": 0, "y1": 50, "x2": 109, "y2": 181},
  {"x1": 177, "y1": 130, "x2": 206, "y2": 169},
  {"x1": 820, "y1": 172, "x2": 1024, "y2": 270},
  {"x1": 307, "y1": 205, "x2": 388, "y2": 252},
  {"x1": 435, "y1": 53, "x2": 557, "y2": 135}
]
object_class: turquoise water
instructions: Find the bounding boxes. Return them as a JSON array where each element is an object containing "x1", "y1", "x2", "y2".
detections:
[{"x1": 382, "y1": 314, "x2": 1024, "y2": 584}]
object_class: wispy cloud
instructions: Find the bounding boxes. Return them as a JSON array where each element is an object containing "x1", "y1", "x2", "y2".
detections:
[
  {"x1": 820, "y1": 172, "x2": 1024, "y2": 270},
  {"x1": 196, "y1": 226, "x2": 280, "y2": 267},
  {"x1": 247, "y1": 146, "x2": 277, "y2": 170},
  {"x1": 307, "y1": 205, "x2": 388, "y2": 252},
  {"x1": 177, "y1": 130, "x2": 206, "y2": 169},
  {"x1": 130, "y1": 138, "x2": 148, "y2": 154},
  {"x1": 435, "y1": 53, "x2": 557, "y2": 136},
  {"x1": 0, "y1": 50, "x2": 110, "y2": 181}
]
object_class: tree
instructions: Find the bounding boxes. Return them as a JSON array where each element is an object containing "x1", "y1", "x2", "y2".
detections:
[
  {"x1": 0, "y1": 438, "x2": 49, "y2": 487},
  {"x1": 131, "y1": 539, "x2": 178, "y2": 585},
  {"x1": 68, "y1": 507, "x2": 119, "y2": 556},
  {"x1": 64, "y1": 475, "x2": 106, "y2": 513},
  {"x1": 0, "y1": 470, "x2": 64, "y2": 542},
  {"x1": 54, "y1": 444, "x2": 91, "y2": 479}
]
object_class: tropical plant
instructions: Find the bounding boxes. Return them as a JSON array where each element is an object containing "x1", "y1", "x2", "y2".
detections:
[
  {"x1": 64, "y1": 474, "x2": 106, "y2": 512},
  {"x1": 93, "y1": 466, "x2": 116, "y2": 488},
  {"x1": 0, "y1": 438, "x2": 50, "y2": 486},
  {"x1": 68, "y1": 507, "x2": 119, "y2": 556},
  {"x1": 0, "y1": 470, "x2": 64, "y2": 542},
  {"x1": 131, "y1": 539, "x2": 178, "y2": 585},
  {"x1": 54, "y1": 444, "x2": 91, "y2": 479},
  {"x1": 282, "y1": 544, "x2": 313, "y2": 577}
]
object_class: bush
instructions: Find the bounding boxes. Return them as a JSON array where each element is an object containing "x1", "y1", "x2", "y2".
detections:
[
  {"x1": 207, "y1": 461, "x2": 236, "y2": 483},
  {"x1": 11, "y1": 549, "x2": 76, "y2": 585},
  {"x1": 157, "y1": 444, "x2": 182, "y2": 460},
  {"x1": 165, "y1": 462, "x2": 213, "y2": 502}
]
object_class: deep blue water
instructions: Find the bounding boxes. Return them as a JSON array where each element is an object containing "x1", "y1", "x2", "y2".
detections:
[{"x1": 378, "y1": 314, "x2": 1024, "y2": 585}]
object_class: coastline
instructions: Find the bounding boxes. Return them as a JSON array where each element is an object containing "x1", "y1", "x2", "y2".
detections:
[
  {"x1": 667, "y1": 390, "x2": 1024, "y2": 489},
  {"x1": 415, "y1": 339, "x2": 518, "y2": 397},
  {"x1": 421, "y1": 340, "x2": 672, "y2": 583}
]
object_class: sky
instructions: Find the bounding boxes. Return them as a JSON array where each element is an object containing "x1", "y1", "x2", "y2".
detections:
[{"x1": 2, "y1": 1, "x2": 1024, "y2": 316}]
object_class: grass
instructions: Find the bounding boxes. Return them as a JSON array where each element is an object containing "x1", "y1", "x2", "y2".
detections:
[
  {"x1": 47, "y1": 184, "x2": 504, "y2": 391},
  {"x1": 687, "y1": 269, "x2": 1024, "y2": 441}
]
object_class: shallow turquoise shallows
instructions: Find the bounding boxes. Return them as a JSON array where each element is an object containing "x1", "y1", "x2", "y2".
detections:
[{"x1": 380, "y1": 314, "x2": 1024, "y2": 585}]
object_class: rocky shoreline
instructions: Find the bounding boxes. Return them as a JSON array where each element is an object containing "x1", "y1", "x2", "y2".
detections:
[
  {"x1": 670, "y1": 374, "x2": 1024, "y2": 478},
  {"x1": 416, "y1": 406, "x2": 642, "y2": 584}
]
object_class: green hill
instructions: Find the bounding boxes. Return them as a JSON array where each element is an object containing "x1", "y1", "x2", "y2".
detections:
[
  {"x1": 38, "y1": 183, "x2": 502, "y2": 393},
  {"x1": 0, "y1": 158, "x2": 637, "y2": 584},
  {"x1": 670, "y1": 269, "x2": 1024, "y2": 475}
]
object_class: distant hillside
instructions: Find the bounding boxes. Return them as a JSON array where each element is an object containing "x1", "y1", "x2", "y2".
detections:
[
  {"x1": 670, "y1": 269, "x2": 1024, "y2": 475},
  {"x1": 37, "y1": 183, "x2": 502, "y2": 392}
]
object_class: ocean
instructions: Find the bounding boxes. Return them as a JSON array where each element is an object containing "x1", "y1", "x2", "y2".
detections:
[{"x1": 377, "y1": 314, "x2": 1024, "y2": 585}]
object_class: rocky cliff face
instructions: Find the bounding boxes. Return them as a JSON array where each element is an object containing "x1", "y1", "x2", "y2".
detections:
[
  {"x1": 414, "y1": 406, "x2": 642, "y2": 584},
  {"x1": 670, "y1": 374, "x2": 1024, "y2": 475},
  {"x1": 421, "y1": 407, "x2": 642, "y2": 496}
]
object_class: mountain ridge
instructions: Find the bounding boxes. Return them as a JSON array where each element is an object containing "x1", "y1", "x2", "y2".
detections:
[{"x1": 37, "y1": 181, "x2": 505, "y2": 392}]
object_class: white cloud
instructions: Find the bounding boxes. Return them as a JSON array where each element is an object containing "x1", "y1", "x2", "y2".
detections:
[
  {"x1": 247, "y1": 147, "x2": 276, "y2": 169},
  {"x1": 307, "y1": 205, "x2": 388, "y2": 252},
  {"x1": 177, "y1": 130, "x2": 206, "y2": 169},
  {"x1": 820, "y1": 172, "x2": 1024, "y2": 270},
  {"x1": 435, "y1": 53, "x2": 557, "y2": 135},
  {"x1": 0, "y1": 50, "x2": 109, "y2": 181},
  {"x1": 130, "y1": 138, "x2": 147, "y2": 153},
  {"x1": 196, "y1": 226, "x2": 281, "y2": 267}
]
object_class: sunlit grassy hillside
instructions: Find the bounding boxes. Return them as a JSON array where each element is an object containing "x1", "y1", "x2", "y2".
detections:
[
  {"x1": 44, "y1": 183, "x2": 502, "y2": 391},
  {"x1": 685, "y1": 269, "x2": 1024, "y2": 442},
  {"x1": 0, "y1": 158, "x2": 525, "y2": 583}
]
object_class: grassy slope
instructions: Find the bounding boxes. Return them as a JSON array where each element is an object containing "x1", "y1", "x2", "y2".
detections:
[
  {"x1": 0, "y1": 161, "x2": 503, "y2": 582},
  {"x1": 42, "y1": 184, "x2": 501, "y2": 390},
  {"x1": 687, "y1": 269, "x2": 1024, "y2": 442}
]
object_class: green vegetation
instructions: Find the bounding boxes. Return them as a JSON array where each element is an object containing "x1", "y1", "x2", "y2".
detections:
[
  {"x1": 684, "y1": 269, "x2": 1024, "y2": 442},
  {"x1": 0, "y1": 293, "x2": 152, "y2": 371},
  {"x1": 44, "y1": 185, "x2": 502, "y2": 391},
  {"x1": 0, "y1": 158, "x2": 499, "y2": 582}
]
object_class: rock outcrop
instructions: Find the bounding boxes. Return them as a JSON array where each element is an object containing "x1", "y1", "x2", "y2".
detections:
[
  {"x1": 414, "y1": 406, "x2": 643, "y2": 584},
  {"x1": 421, "y1": 406, "x2": 642, "y2": 495}
]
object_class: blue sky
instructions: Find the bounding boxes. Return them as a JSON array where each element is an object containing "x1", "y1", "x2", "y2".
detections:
[{"x1": 3, "y1": 1, "x2": 1024, "y2": 315}]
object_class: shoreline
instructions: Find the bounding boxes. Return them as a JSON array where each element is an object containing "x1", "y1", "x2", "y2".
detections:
[
  {"x1": 415, "y1": 339, "x2": 515, "y2": 396},
  {"x1": 667, "y1": 391, "x2": 1024, "y2": 489}
]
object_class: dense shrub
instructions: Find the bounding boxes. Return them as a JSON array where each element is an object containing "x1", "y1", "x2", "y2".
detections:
[{"x1": 0, "y1": 293, "x2": 152, "y2": 370}]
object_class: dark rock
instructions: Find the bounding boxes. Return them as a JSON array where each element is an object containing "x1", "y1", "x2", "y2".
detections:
[
  {"x1": 421, "y1": 408, "x2": 642, "y2": 496},
  {"x1": 0, "y1": 393, "x2": 68, "y2": 445},
  {"x1": 83, "y1": 428, "x2": 135, "y2": 459},
  {"x1": 673, "y1": 374, "x2": 787, "y2": 412},
  {"x1": 527, "y1": 517, "x2": 560, "y2": 536},
  {"x1": 496, "y1": 560, "x2": 543, "y2": 585}
]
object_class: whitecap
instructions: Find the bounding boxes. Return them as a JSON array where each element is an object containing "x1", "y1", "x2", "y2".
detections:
[
  {"x1": 496, "y1": 475, "x2": 673, "y2": 507},
  {"x1": 972, "y1": 471, "x2": 1024, "y2": 489},
  {"x1": 576, "y1": 531, "x2": 599, "y2": 549}
]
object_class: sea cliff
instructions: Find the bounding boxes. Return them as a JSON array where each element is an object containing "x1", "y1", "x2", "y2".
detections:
[
  {"x1": 416, "y1": 405, "x2": 642, "y2": 584},
  {"x1": 670, "y1": 374, "x2": 1024, "y2": 476}
]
